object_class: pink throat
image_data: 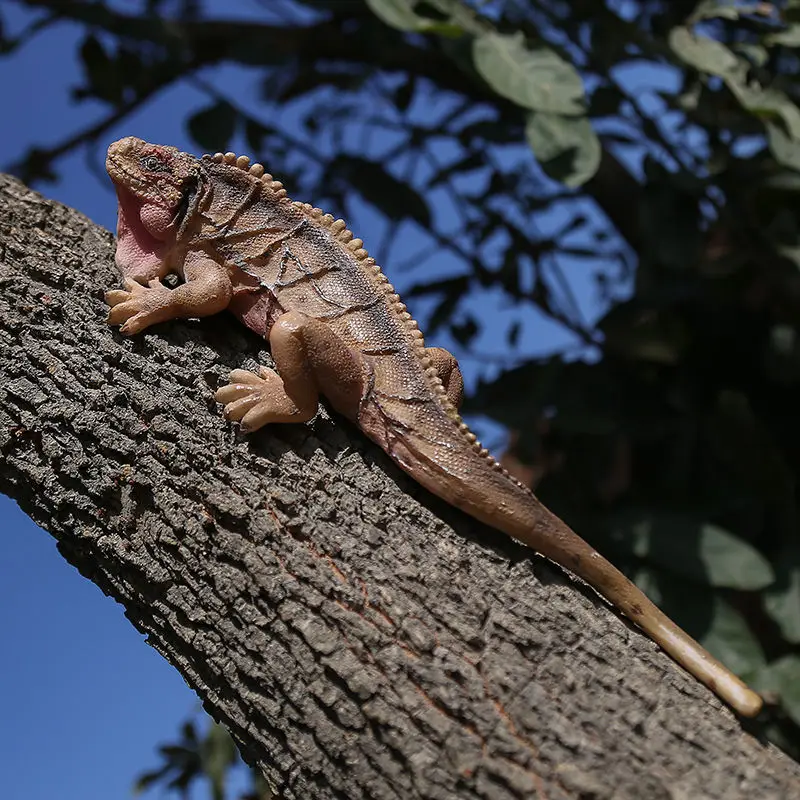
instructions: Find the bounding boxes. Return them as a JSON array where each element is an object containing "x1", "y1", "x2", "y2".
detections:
[{"x1": 113, "y1": 184, "x2": 173, "y2": 281}]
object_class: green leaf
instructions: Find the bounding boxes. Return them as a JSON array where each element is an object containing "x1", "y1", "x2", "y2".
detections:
[
  {"x1": 729, "y1": 83, "x2": 800, "y2": 133},
  {"x1": 668, "y1": 26, "x2": 740, "y2": 77},
  {"x1": 751, "y1": 656, "x2": 800, "y2": 725},
  {"x1": 473, "y1": 32, "x2": 585, "y2": 115},
  {"x1": 365, "y1": 0, "x2": 463, "y2": 35},
  {"x1": 187, "y1": 101, "x2": 238, "y2": 152},
  {"x1": 611, "y1": 511, "x2": 774, "y2": 590},
  {"x1": 525, "y1": 112, "x2": 600, "y2": 187},
  {"x1": 78, "y1": 34, "x2": 121, "y2": 104},
  {"x1": 699, "y1": 595, "x2": 767, "y2": 675},
  {"x1": 201, "y1": 722, "x2": 238, "y2": 800},
  {"x1": 181, "y1": 719, "x2": 199, "y2": 744},
  {"x1": 79, "y1": 34, "x2": 110, "y2": 77},
  {"x1": 669, "y1": 26, "x2": 800, "y2": 154},
  {"x1": 733, "y1": 42, "x2": 769, "y2": 67},
  {"x1": 244, "y1": 119, "x2": 270, "y2": 155},
  {"x1": 767, "y1": 121, "x2": 800, "y2": 172},
  {"x1": 369, "y1": 0, "x2": 425, "y2": 31},
  {"x1": 598, "y1": 299, "x2": 689, "y2": 364},
  {"x1": 788, "y1": 0, "x2": 800, "y2": 24},
  {"x1": 450, "y1": 315, "x2": 478, "y2": 346},
  {"x1": 766, "y1": 25, "x2": 800, "y2": 48},
  {"x1": 690, "y1": 1, "x2": 768, "y2": 22},
  {"x1": 133, "y1": 767, "x2": 171, "y2": 795},
  {"x1": 765, "y1": 544, "x2": 800, "y2": 644},
  {"x1": 680, "y1": 521, "x2": 773, "y2": 589}
]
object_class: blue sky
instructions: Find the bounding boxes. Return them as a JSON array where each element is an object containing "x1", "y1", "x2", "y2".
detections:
[
  {"x1": 0, "y1": 5, "x2": 250, "y2": 799},
  {"x1": 0, "y1": 2, "x2": 635, "y2": 798}
]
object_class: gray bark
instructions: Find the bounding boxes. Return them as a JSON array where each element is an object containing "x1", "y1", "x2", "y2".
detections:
[{"x1": 0, "y1": 172, "x2": 798, "y2": 800}]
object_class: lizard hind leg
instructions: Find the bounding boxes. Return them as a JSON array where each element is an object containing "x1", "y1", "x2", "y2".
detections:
[
  {"x1": 425, "y1": 347, "x2": 464, "y2": 409},
  {"x1": 215, "y1": 310, "x2": 367, "y2": 432}
]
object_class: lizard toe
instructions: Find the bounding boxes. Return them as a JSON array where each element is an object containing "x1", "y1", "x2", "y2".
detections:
[
  {"x1": 222, "y1": 393, "x2": 263, "y2": 422},
  {"x1": 105, "y1": 289, "x2": 133, "y2": 306},
  {"x1": 228, "y1": 368, "x2": 271, "y2": 386},
  {"x1": 240, "y1": 403, "x2": 280, "y2": 432},
  {"x1": 108, "y1": 301, "x2": 140, "y2": 325},
  {"x1": 215, "y1": 383, "x2": 258, "y2": 404},
  {"x1": 119, "y1": 314, "x2": 151, "y2": 335}
]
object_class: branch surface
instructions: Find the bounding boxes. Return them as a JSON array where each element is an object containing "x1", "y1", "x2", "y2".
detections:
[{"x1": 0, "y1": 173, "x2": 797, "y2": 799}]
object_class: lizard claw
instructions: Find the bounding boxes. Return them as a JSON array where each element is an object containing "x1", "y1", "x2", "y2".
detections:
[
  {"x1": 215, "y1": 367, "x2": 287, "y2": 432},
  {"x1": 230, "y1": 367, "x2": 273, "y2": 386},
  {"x1": 106, "y1": 277, "x2": 173, "y2": 335},
  {"x1": 105, "y1": 277, "x2": 141, "y2": 306},
  {"x1": 219, "y1": 393, "x2": 264, "y2": 421}
]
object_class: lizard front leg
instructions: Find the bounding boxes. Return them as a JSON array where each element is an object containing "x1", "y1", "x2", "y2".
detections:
[
  {"x1": 106, "y1": 254, "x2": 233, "y2": 335},
  {"x1": 425, "y1": 347, "x2": 464, "y2": 409},
  {"x1": 215, "y1": 310, "x2": 368, "y2": 431}
]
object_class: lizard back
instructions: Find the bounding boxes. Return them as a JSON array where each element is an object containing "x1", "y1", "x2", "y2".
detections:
[{"x1": 191, "y1": 153, "x2": 542, "y2": 535}]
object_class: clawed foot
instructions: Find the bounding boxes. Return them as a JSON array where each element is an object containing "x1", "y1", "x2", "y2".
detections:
[
  {"x1": 106, "y1": 277, "x2": 174, "y2": 334},
  {"x1": 215, "y1": 368, "x2": 289, "y2": 432}
]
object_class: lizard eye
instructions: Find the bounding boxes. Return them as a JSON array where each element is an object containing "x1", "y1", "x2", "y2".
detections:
[{"x1": 140, "y1": 155, "x2": 170, "y2": 173}]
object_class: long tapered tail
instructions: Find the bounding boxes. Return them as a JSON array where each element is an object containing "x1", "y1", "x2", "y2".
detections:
[
  {"x1": 380, "y1": 416, "x2": 763, "y2": 717},
  {"x1": 516, "y1": 505, "x2": 763, "y2": 718}
]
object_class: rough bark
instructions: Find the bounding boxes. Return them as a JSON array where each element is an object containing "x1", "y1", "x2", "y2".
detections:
[{"x1": 0, "y1": 173, "x2": 797, "y2": 800}]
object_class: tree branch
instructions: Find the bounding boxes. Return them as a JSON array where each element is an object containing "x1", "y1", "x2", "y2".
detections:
[{"x1": 1, "y1": 173, "x2": 797, "y2": 799}]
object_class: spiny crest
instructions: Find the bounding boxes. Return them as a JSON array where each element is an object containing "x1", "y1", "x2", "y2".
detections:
[
  {"x1": 464, "y1": 425, "x2": 524, "y2": 482},
  {"x1": 202, "y1": 148, "x2": 520, "y2": 483},
  {"x1": 205, "y1": 150, "x2": 287, "y2": 197},
  {"x1": 280, "y1": 193, "x2": 517, "y2": 479},
  {"x1": 285, "y1": 202, "x2": 422, "y2": 343},
  {"x1": 289, "y1": 201, "x2": 371, "y2": 261}
]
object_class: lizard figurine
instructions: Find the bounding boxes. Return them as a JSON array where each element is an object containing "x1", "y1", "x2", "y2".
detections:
[{"x1": 104, "y1": 136, "x2": 763, "y2": 718}]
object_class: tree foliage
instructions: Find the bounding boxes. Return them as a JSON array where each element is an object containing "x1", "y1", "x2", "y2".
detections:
[
  {"x1": 5, "y1": 0, "x2": 800, "y2": 769},
  {"x1": 134, "y1": 713, "x2": 270, "y2": 800}
]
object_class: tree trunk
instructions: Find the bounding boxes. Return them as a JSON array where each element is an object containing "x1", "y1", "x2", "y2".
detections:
[{"x1": 0, "y1": 173, "x2": 798, "y2": 800}]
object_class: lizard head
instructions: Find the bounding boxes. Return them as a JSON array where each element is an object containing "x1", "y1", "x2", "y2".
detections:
[{"x1": 106, "y1": 137, "x2": 202, "y2": 281}]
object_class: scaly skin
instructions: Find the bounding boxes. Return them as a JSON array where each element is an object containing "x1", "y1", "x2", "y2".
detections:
[{"x1": 105, "y1": 136, "x2": 763, "y2": 718}]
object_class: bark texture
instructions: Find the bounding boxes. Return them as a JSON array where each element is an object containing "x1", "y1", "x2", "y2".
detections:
[{"x1": 1, "y1": 172, "x2": 798, "y2": 800}]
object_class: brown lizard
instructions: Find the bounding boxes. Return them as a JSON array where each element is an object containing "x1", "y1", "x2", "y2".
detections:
[{"x1": 104, "y1": 136, "x2": 763, "y2": 718}]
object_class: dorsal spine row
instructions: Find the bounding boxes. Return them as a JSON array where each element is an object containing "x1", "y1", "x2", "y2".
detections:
[{"x1": 203, "y1": 150, "x2": 521, "y2": 483}]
